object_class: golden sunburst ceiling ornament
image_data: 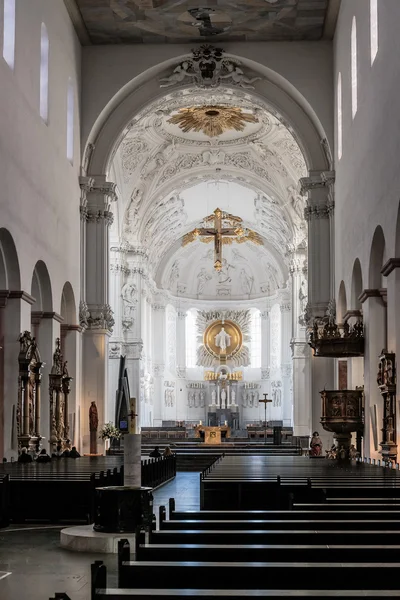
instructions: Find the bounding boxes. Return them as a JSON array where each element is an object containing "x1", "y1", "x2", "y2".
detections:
[{"x1": 167, "y1": 105, "x2": 258, "y2": 138}]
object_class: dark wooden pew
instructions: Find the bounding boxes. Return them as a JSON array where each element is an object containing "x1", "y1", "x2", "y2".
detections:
[
  {"x1": 0, "y1": 474, "x2": 10, "y2": 528},
  {"x1": 92, "y1": 558, "x2": 400, "y2": 599},
  {"x1": 149, "y1": 527, "x2": 400, "y2": 546},
  {"x1": 159, "y1": 518, "x2": 400, "y2": 531},
  {"x1": 118, "y1": 559, "x2": 400, "y2": 590}
]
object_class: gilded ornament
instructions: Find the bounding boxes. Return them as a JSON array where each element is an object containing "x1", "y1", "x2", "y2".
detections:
[
  {"x1": 183, "y1": 208, "x2": 263, "y2": 271},
  {"x1": 167, "y1": 105, "x2": 258, "y2": 138}
]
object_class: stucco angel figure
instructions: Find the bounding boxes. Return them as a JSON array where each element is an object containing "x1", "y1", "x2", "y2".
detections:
[
  {"x1": 159, "y1": 62, "x2": 195, "y2": 88},
  {"x1": 215, "y1": 327, "x2": 231, "y2": 353},
  {"x1": 197, "y1": 268, "x2": 212, "y2": 295},
  {"x1": 220, "y1": 63, "x2": 261, "y2": 89},
  {"x1": 121, "y1": 282, "x2": 137, "y2": 318}
]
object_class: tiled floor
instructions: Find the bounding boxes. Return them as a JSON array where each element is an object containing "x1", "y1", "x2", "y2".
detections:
[{"x1": 0, "y1": 472, "x2": 200, "y2": 600}]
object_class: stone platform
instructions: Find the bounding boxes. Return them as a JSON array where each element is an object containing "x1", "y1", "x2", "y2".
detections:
[{"x1": 60, "y1": 524, "x2": 136, "y2": 553}]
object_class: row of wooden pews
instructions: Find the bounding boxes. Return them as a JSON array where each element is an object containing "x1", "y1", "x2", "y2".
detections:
[
  {"x1": 0, "y1": 455, "x2": 175, "y2": 525},
  {"x1": 200, "y1": 455, "x2": 400, "y2": 508},
  {"x1": 89, "y1": 455, "x2": 400, "y2": 599}
]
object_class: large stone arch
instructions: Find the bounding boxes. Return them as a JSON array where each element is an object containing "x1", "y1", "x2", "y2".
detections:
[
  {"x1": 84, "y1": 54, "x2": 330, "y2": 177},
  {"x1": 351, "y1": 258, "x2": 363, "y2": 310},
  {"x1": 0, "y1": 229, "x2": 21, "y2": 459},
  {"x1": 0, "y1": 228, "x2": 21, "y2": 290}
]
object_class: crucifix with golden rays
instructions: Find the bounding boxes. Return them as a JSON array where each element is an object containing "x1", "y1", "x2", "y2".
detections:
[{"x1": 182, "y1": 208, "x2": 263, "y2": 271}]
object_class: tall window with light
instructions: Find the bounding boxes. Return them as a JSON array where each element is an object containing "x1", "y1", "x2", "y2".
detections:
[
  {"x1": 370, "y1": 0, "x2": 378, "y2": 65},
  {"x1": 3, "y1": 0, "x2": 16, "y2": 70},
  {"x1": 186, "y1": 309, "x2": 198, "y2": 369},
  {"x1": 66, "y1": 78, "x2": 74, "y2": 163},
  {"x1": 351, "y1": 17, "x2": 358, "y2": 119},
  {"x1": 337, "y1": 72, "x2": 343, "y2": 160},
  {"x1": 250, "y1": 309, "x2": 261, "y2": 369},
  {"x1": 40, "y1": 23, "x2": 49, "y2": 123}
]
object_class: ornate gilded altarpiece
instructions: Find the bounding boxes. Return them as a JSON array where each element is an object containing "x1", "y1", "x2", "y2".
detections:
[{"x1": 196, "y1": 310, "x2": 250, "y2": 368}]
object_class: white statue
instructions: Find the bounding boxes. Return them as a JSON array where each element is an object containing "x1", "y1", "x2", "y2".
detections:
[
  {"x1": 169, "y1": 261, "x2": 179, "y2": 291},
  {"x1": 211, "y1": 389, "x2": 217, "y2": 404},
  {"x1": 200, "y1": 391, "x2": 205, "y2": 408},
  {"x1": 215, "y1": 327, "x2": 231, "y2": 353},
  {"x1": 240, "y1": 268, "x2": 254, "y2": 295},
  {"x1": 121, "y1": 282, "x2": 137, "y2": 317},
  {"x1": 217, "y1": 258, "x2": 235, "y2": 284},
  {"x1": 188, "y1": 391, "x2": 194, "y2": 407},
  {"x1": 231, "y1": 388, "x2": 236, "y2": 404},
  {"x1": 197, "y1": 268, "x2": 212, "y2": 295},
  {"x1": 220, "y1": 388, "x2": 227, "y2": 407},
  {"x1": 220, "y1": 63, "x2": 261, "y2": 89},
  {"x1": 242, "y1": 390, "x2": 248, "y2": 408},
  {"x1": 159, "y1": 62, "x2": 195, "y2": 88},
  {"x1": 288, "y1": 185, "x2": 304, "y2": 220}
]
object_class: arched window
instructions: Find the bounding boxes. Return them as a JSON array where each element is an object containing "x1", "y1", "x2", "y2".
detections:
[
  {"x1": 351, "y1": 17, "x2": 358, "y2": 119},
  {"x1": 66, "y1": 78, "x2": 74, "y2": 162},
  {"x1": 337, "y1": 72, "x2": 343, "y2": 160},
  {"x1": 3, "y1": 0, "x2": 15, "y2": 70},
  {"x1": 186, "y1": 309, "x2": 198, "y2": 369},
  {"x1": 250, "y1": 309, "x2": 261, "y2": 369},
  {"x1": 40, "y1": 23, "x2": 49, "y2": 122},
  {"x1": 370, "y1": 0, "x2": 378, "y2": 65}
]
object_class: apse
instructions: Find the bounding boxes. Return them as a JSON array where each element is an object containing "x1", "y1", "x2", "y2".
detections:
[{"x1": 107, "y1": 83, "x2": 309, "y2": 431}]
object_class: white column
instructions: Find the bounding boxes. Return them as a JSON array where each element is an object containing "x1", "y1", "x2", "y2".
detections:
[
  {"x1": 152, "y1": 304, "x2": 166, "y2": 426},
  {"x1": 280, "y1": 301, "x2": 292, "y2": 426},
  {"x1": 361, "y1": 291, "x2": 387, "y2": 460},
  {"x1": 176, "y1": 311, "x2": 187, "y2": 380},
  {"x1": 80, "y1": 177, "x2": 116, "y2": 453},
  {"x1": 124, "y1": 264, "x2": 143, "y2": 429},
  {"x1": 290, "y1": 251, "x2": 311, "y2": 437},
  {"x1": 108, "y1": 244, "x2": 127, "y2": 423},
  {"x1": 300, "y1": 171, "x2": 335, "y2": 441},
  {"x1": 261, "y1": 307, "x2": 270, "y2": 384}
]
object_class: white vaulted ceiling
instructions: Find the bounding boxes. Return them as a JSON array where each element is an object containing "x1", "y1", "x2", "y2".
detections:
[{"x1": 109, "y1": 87, "x2": 308, "y2": 301}]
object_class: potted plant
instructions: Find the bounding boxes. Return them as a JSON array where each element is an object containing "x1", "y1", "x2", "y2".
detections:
[{"x1": 99, "y1": 422, "x2": 121, "y2": 454}]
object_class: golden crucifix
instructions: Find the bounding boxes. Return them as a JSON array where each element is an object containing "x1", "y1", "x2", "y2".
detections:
[{"x1": 182, "y1": 208, "x2": 262, "y2": 271}]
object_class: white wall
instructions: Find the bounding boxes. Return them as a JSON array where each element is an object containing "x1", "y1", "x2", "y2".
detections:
[
  {"x1": 334, "y1": 0, "x2": 400, "y2": 292},
  {"x1": 334, "y1": 0, "x2": 400, "y2": 458},
  {"x1": 0, "y1": 0, "x2": 81, "y2": 456},
  {"x1": 81, "y1": 41, "x2": 333, "y2": 154}
]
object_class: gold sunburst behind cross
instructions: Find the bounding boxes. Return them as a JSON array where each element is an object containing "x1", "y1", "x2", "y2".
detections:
[{"x1": 167, "y1": 105, "x2": 258, "y2": 138}]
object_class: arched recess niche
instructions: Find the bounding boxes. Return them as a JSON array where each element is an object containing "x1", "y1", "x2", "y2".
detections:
[
  {"x1": 30, "y1": 260, "x2": 55, "y2": 448},
  {"x1": 60, "y1": 282, "x2": 79, "y2": 447},
  {"x1": 337, "y1": 281, "x2": 347, "y2": 324},
  {"x1": 0, "y1": 229, "x2": 21, "y2": 459},
  {"x1": 351, "y1": 258, "x2": 363, "y2": 311},
  {"x1": 83, "y1": 54, "x2": 331, "y2": 177},
  {"x1": 363, "y1": 226, "x2": 387, "y2": 459}
]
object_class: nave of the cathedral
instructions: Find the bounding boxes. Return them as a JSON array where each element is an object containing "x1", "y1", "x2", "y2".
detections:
[{"x1": 2, "y1": 0, "x2": 400, "y2": 597}]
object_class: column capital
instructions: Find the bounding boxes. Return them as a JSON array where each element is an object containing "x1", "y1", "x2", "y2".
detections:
[
  {"x1": 299, "y1": 170, "x2": 335, "y2": 196},
  {"x1": 31, "y1": 311, "x2": 64, "y2": 325},
  {"x1": 123, "y1": 340, "x2": 143, "y2": 360},
  {"x1": 381, "y1": 258, "x2": 400, "y2": 277},
  {"x1": 154, "y1": 362, "x2": 165, "y2": 377},
  {"x1": 81, "y1": 302, "x2": 115, "y2": 333}
]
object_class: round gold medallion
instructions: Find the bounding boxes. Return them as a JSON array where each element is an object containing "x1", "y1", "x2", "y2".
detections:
[{"x1": 204, "y1": 319, "x2": 243, "y2": 359}]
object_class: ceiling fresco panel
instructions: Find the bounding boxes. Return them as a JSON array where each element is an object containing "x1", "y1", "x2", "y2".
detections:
[{"x1": 74, "y1": 0, "x2": 332, "y2": 43}]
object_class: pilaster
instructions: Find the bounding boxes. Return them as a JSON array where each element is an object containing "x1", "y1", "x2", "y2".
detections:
[
  {"x1": 360, "y1": 289, "x2": 386, "y2": 459},
  {"x1": 176, "y1": 311, "x2": 187, "y2": 380},
  {"x1": 79, "y1": 176, "x2": 116, "y2": 453},
  {"x1": 300, "y1": 171, "x2": 335, "y2": 441}
]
